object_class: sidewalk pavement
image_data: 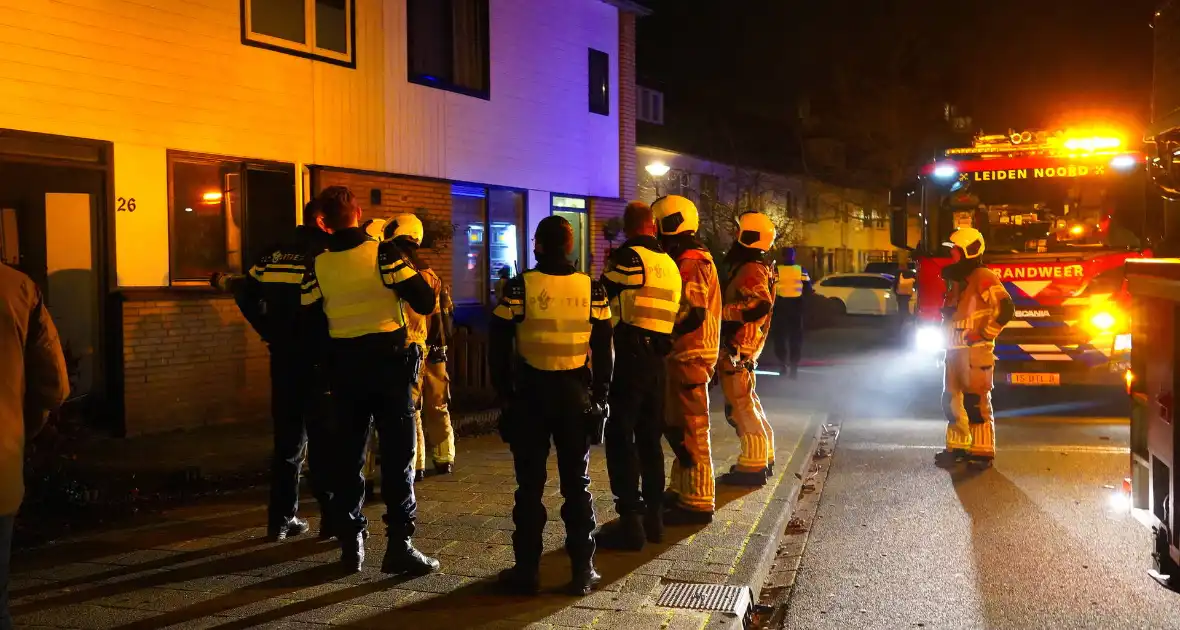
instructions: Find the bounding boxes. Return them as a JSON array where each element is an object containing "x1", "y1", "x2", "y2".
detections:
[{"x1": 10, "y1": 408, "x2": 819, "y2": 630}]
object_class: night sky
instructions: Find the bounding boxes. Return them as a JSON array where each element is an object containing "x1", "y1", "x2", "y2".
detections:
[{"x1": 636, "y1": 0, "x2": 1159, "y2": 179}]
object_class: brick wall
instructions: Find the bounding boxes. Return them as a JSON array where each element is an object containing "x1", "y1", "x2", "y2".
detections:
[
  {"x1": 122, "y1": 295, "x2": 270, "y2": 436},
  {"x1": 589, "y1": 12, "x2": 638, "y2": 278},
  {"x1": 316, "y1": 170, "x2": 454, "y2": 286}
]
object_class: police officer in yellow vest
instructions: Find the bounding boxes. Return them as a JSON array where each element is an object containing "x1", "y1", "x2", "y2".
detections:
[
  {"x1": 597, "y1": 201, "x2": 682, "y2": 551},
  {"x1": 384, "y1": 214, "x2": 456, "y2": 480},
  {"x1": 490, "y1": 216, "x2": 613, "y2": 596},
  {"x1": 771, "y1": 247, "x2": 811, "y2": 379},
  {"x1": 300, "y1": 186, "x2": 439, "y2": 575},
  {"x1": 935, "y1": 227, "x2": 1014, "y2": 468}
]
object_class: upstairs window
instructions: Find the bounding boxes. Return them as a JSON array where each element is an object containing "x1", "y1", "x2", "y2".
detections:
[
  {"x1": 243, "y1": 0, "x2": 355, "y2": 67},
  {"x1": 637, "y1": 86, "x2": 664, "y2": 124},
  {"x1": 408, "y1": 0, "x2": 491, "y2": 99},
  {"x1": 589, "y1": 49, "x2": 610, "y2": 115}
]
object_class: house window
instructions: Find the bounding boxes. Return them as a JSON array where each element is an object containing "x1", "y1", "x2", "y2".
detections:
[
  {"x1": 637, "y1": 86, "x2": 664, "y2": 124},
  {"x1": 242, "y1": 0, "x2": 355, "y2": 66},
  {"x1": 551, "y1": 195, "x2": 589, "y2": 272},
  {"x1": 589, "y1": 49, "x2": 610, "y2": 115},
  {"x1": 408, "y1": 0, "x2": 490, "y2": 99},
  {"x1": 451, "y1": 184, "x2": 525, "y2": 305},
  {"x1": 168, "y1": 152, "x2": 296, "y2": 284}
]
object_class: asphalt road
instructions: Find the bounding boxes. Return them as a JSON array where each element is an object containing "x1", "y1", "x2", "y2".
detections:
[{"x1": 776, "y1": 327, "x2": 1180, "y2": 630}]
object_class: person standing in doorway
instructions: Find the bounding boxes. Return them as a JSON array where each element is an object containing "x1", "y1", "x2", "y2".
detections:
[
  {"x1": 772, "y1": 247, "x2": 811, "y2": 379},
  {"x1": 1, "y1": 262, "x2": 69, "y2": 630}
]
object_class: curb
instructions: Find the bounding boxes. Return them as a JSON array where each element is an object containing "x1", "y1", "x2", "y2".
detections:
[{"x1": 705, "y1": 412, "x2": 827, "y2": 630}]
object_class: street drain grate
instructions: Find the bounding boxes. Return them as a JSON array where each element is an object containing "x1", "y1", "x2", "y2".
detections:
[{"x1": 657, "y1": 583, "x2": 752, "y2": 614}]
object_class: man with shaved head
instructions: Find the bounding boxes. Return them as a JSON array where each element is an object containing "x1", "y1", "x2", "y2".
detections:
[{"x1": 598, "y1": 201, "x2": 682, "y2": 550}]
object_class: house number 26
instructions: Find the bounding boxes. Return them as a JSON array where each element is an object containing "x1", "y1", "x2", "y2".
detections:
[{"x1": 117, "y1": 197, "x2": 137, "y2": 212}]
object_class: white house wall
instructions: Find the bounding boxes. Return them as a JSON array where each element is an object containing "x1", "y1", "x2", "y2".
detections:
[{"x1": 385, "y1": 0, "x2": 620, "y2": 197}]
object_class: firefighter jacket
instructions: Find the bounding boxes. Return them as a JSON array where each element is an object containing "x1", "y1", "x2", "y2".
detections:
[
  {"x1": 300, "y1": 227, "x2": 435, "y2": 340},
  {"x1": 488, "y1": 258, "x2": 614, "y2": 399},
  {"x1": 943, "y1": 265, "x2": 1014, "y2": 349},
  {"x1": 602, "y1": 235, "x2": 683, "y2": 336},
  {"x1": 775, "y1": 264, "x2": 810, "y2": 298},
  {"x1": 236, "y1": 225, "x2": 329, "y2": 353},
  {"x1": 404, "y1": 265, "x2": 443, "y2": 350},
  {"x1": 668, "y1": 243, "x2": 722, "y2": 365},
  {"x1": 897, "y1": 274, "x2": 916, "y2": 296},
  {"x1": 722, "y1": 258, "x2": 776, "y2": 359}
]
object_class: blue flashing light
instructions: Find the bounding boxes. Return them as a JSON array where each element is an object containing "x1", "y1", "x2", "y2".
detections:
[
  {"x1": 1110, "y1": 155, "x2": 1137, "y2": 170},
  {"x1": 932, "y1": 164, "x2": 958, "y2": 180}
]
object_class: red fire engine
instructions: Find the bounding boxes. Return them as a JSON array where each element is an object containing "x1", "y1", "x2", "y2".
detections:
[{"x1": 890, "y1": 128, "x2": 1149, "y2": 387}]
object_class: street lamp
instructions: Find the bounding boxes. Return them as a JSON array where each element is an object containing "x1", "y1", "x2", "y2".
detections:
[{"x1": 645, "y1": 161, "x2": 671, "y2": 177}]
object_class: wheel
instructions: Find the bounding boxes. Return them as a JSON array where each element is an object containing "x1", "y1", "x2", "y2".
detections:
[{"x1": 831, "y1": 297, "x2": 848, "y2": 316}]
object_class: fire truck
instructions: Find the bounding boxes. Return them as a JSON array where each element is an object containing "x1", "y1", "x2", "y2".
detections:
[{"x1": 889, "y1": 128, "x2": 1150, "y2": 388}]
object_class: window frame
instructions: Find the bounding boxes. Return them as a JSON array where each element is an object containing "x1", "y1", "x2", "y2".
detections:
[
  {"x1": 166, "y1": 150, "x2": 297, "y2": 287},
  {"x1": 241, "y1": 0, "x2": 357, "y2": 69},
  {"x1": 450, "y1": 182, "x2": 527, "y2": 306},
  {"x1": 406, "y1": 0, "x2": 492, "y2": 100},
  {"x1": 550, "y1": 194, "x2": 590, "y2": 273},
  {"x1": 589, "y1": 48, "x2": 610, "y2": 116}
]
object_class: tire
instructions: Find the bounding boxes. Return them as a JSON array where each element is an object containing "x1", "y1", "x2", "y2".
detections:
[{"x1": 831, "y1": 297, "x2": 848, "y2": 316}]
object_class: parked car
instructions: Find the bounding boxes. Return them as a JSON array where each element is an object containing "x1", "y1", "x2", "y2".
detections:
[
  {"x1": 813, "y1": 272, "x2": 899, "y2": 316},
  {"x1": 863, "y1": 261, "x2": 915, "y2": 276}
]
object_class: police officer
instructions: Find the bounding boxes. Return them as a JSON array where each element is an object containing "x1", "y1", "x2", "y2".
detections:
[
  {"x1": 936, "y1": 227, "x2": 1014, "y2": 468},
  {"x1": 490, "y1": 216, "x2": 613, "y2": 596},
  {"x1": 213, "y1": 200, "x2": 333, "y2": 541},
  {"x1": 300, "y1": 186, "x2": 439, "y2": 574},
  {"x1": 598, "y1": 201, "x2": 681, "y2": 550},
  {"x1": 719, "y1": 212, "x2": 778, "y2": 486},
  {"x1": 652, "y1": 195, "x2": 722, "y2": 525},
  {"x1": 384, "y1": 215, "x2": 456, "y2": 478},
  {"x1": 772, "y1": 247, "x2": 811, "y2": 379}
]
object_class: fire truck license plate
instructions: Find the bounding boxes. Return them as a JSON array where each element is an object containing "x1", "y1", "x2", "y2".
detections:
[{"x1": 1008, "y1": 373, "x2": 1060, "y2": 386}]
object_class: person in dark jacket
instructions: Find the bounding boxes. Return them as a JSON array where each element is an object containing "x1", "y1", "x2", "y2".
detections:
[
  {"x1": 1, "y1": 263, "x2": 69, "y2": 630},
  {"x1": 213, "y1": 200, "x2": 334, "y2": 541}
]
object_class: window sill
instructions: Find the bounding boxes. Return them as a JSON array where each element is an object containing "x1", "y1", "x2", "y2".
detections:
[{"x1": 408, "y1": 75, "x2": 489, "y2": 100}]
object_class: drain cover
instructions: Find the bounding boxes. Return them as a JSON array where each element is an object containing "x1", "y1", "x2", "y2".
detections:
[{"x1": 657, "y1": 583, "x2": 752, "y2": 615}]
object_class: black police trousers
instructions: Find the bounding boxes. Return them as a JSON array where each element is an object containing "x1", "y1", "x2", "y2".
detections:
[
  {"x1": 605, "y1": 333, "x2": 667, "y2": 516},
  {"x1": 268, "y1": 349, "x2": 332, "y2": 525},
  {"x1": 772, "y1": 297, "x2": 804, "y2": 367},
  {"x1": 326, "y1": 332, "x2": 421, "y2": 539},
  {"x1": 508, "y1": 368, "x2": 596, "y2": 570}
]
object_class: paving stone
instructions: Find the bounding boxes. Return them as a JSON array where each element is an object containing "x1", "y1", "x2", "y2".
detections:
[
  {"x1": 619, "y1": 573, "x2": 664, "y2": 596},
  {"x1": 14, "y1": 603, "x2": 159, "y2": 628},
  {"x1": 585, "y1": 610, "x2": 670, "y2": 628},
  {"x1": 90, "y1": 586, "x2": 221, "y2": 612},
  {"x1": 572, "y1": 591, "x2": 650, "y2": 611},
  {"x1": 663, "y1": 610, "x2": 711, "y2": 630}
]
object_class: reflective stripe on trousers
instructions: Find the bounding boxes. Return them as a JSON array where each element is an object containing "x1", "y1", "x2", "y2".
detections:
[
  {"x1": 718, "y1": 350, "x2": 775, "y2": 471},
  {"x1": 943, "y1": 346, "x2": 996, "y2": 457},
  {"x1": 411, "y1": 354, "x2": 456, "y2": 467},
  {"x1": 665, "y1": 359, "x2": 716, "y2": 512}
]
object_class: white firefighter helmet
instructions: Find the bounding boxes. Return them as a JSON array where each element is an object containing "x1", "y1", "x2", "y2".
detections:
[
  {"x1": 651, "y1": 195, "x2": 700, "y2": 235},
  {"x1": 362, "y1": 218, "x2": 387, "y2": 241},
  {"x1": 944, "y1": 226, "x2": 985, "y2": 259},
  {"x1": 386, "y1": 213, "x2": 424, "y2": 245},
  {"x1": 736, "y1": 212, "x2": 776, "y2": 251}
]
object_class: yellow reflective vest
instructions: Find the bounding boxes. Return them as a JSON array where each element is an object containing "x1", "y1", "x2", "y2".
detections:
[
  {"x1": 313, "y1": 240, "x2": 406, "y2": 339},
  {"x1": 610, "y1": 246, "x2": 682, "y2": 334},
  {"x1": 517, "y1": 271, "x2": 596, "y2": 371},
  {"x1": 775, "y1": 264, "x2": 809, "y2": 298}
]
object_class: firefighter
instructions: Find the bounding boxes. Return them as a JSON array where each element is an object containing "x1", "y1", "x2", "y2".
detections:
[
  {"x1": 212, "y1": 200, "x2": 334, "y2": 542},
  {"x1": 653, "y1": 195, "x2": 722, "y2": 524},
  {"x1": 489, "y1": 216, "x2": 613, "y2": 596},
  {"x1": 896, "y1": 266, "x2": 916, "y2": 324},
  {"x1": 718, "y1": 212, "x2": 778, "y2": 486},
  {"x1": 385, "y1": 215, "x2": 456, "y2": 478},
  {"x1": 772, "y1": 247, "x2": 811, "y2": 379},
  {"x1": 300, "y1": 186, "x2": 439, "y2": 575},
  {"x1": 598, "y1": 201, "x2": 682, "y2": 550},
  {"x1": 936, "y1": 227, "x2": 1014, "y2": 467}
]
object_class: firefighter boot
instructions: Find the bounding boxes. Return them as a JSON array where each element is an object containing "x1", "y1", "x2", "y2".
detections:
[
  {"x1": 597, "y1": 514, "x2": 646, "y2": 551},
  {"x1": 720, "y1": 469, "x2": 769, "y2": 487},
  {"x1": 381, "y1": 539, "x2": 441, "y2": 576},
  {"x1": 934, "y1": 449, "x2": 967, "y2": 468},
  {"x1": 497, "y1": 565, "x2": 541, "y2": 595}
]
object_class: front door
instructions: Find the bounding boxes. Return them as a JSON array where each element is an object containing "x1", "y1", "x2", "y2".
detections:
[{"x1": 0, "y1": 161, "x2": 106, "y2": 403}]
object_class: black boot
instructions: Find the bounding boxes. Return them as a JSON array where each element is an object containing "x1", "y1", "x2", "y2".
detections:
[
  {"x1": 497, "y1": 565, "x2": 540, "y2": 595},
  {"x1": 340, "y1": 532, "x2": 365, "y2": 573},
  {"x1": 664, "y1": 505, "x2": 714, "y2": 526},
  {"x1": 414, "y1": 470, "x2": 426, "y2": 482},
  {"x1": 568, "y1": 564, "x2": 602, "y2": 596},
  {"x1": 662, "y1": 490, "x2": 681, "y2": 510},
  {"x1": 597, "y1": 514, "x2": 645, "y2": 551},
  {"x1": 788, "y1": 365, "x2": 799, "y2": 380},
  {"x1": 268, "y1": 516, "x2": 310, "y2": 542},
  {"x1": 966, "y1": 455, "x2": 993, "y2": 469},
  {"x1": 644, "y1": 506, "x2": 664, "y2": 544},
  {"x1": 720, "y1": 469, "x2": 768, "y2": 487},
  {"x1": 434, "y1": 462, "x2": 454, "y2": 475},
  {"x1": 381, "y1": 538, "x2": 441, "y2": 576},
  {"x1": 934, "y1": 449, "x2": 967, "y2": 468}
]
